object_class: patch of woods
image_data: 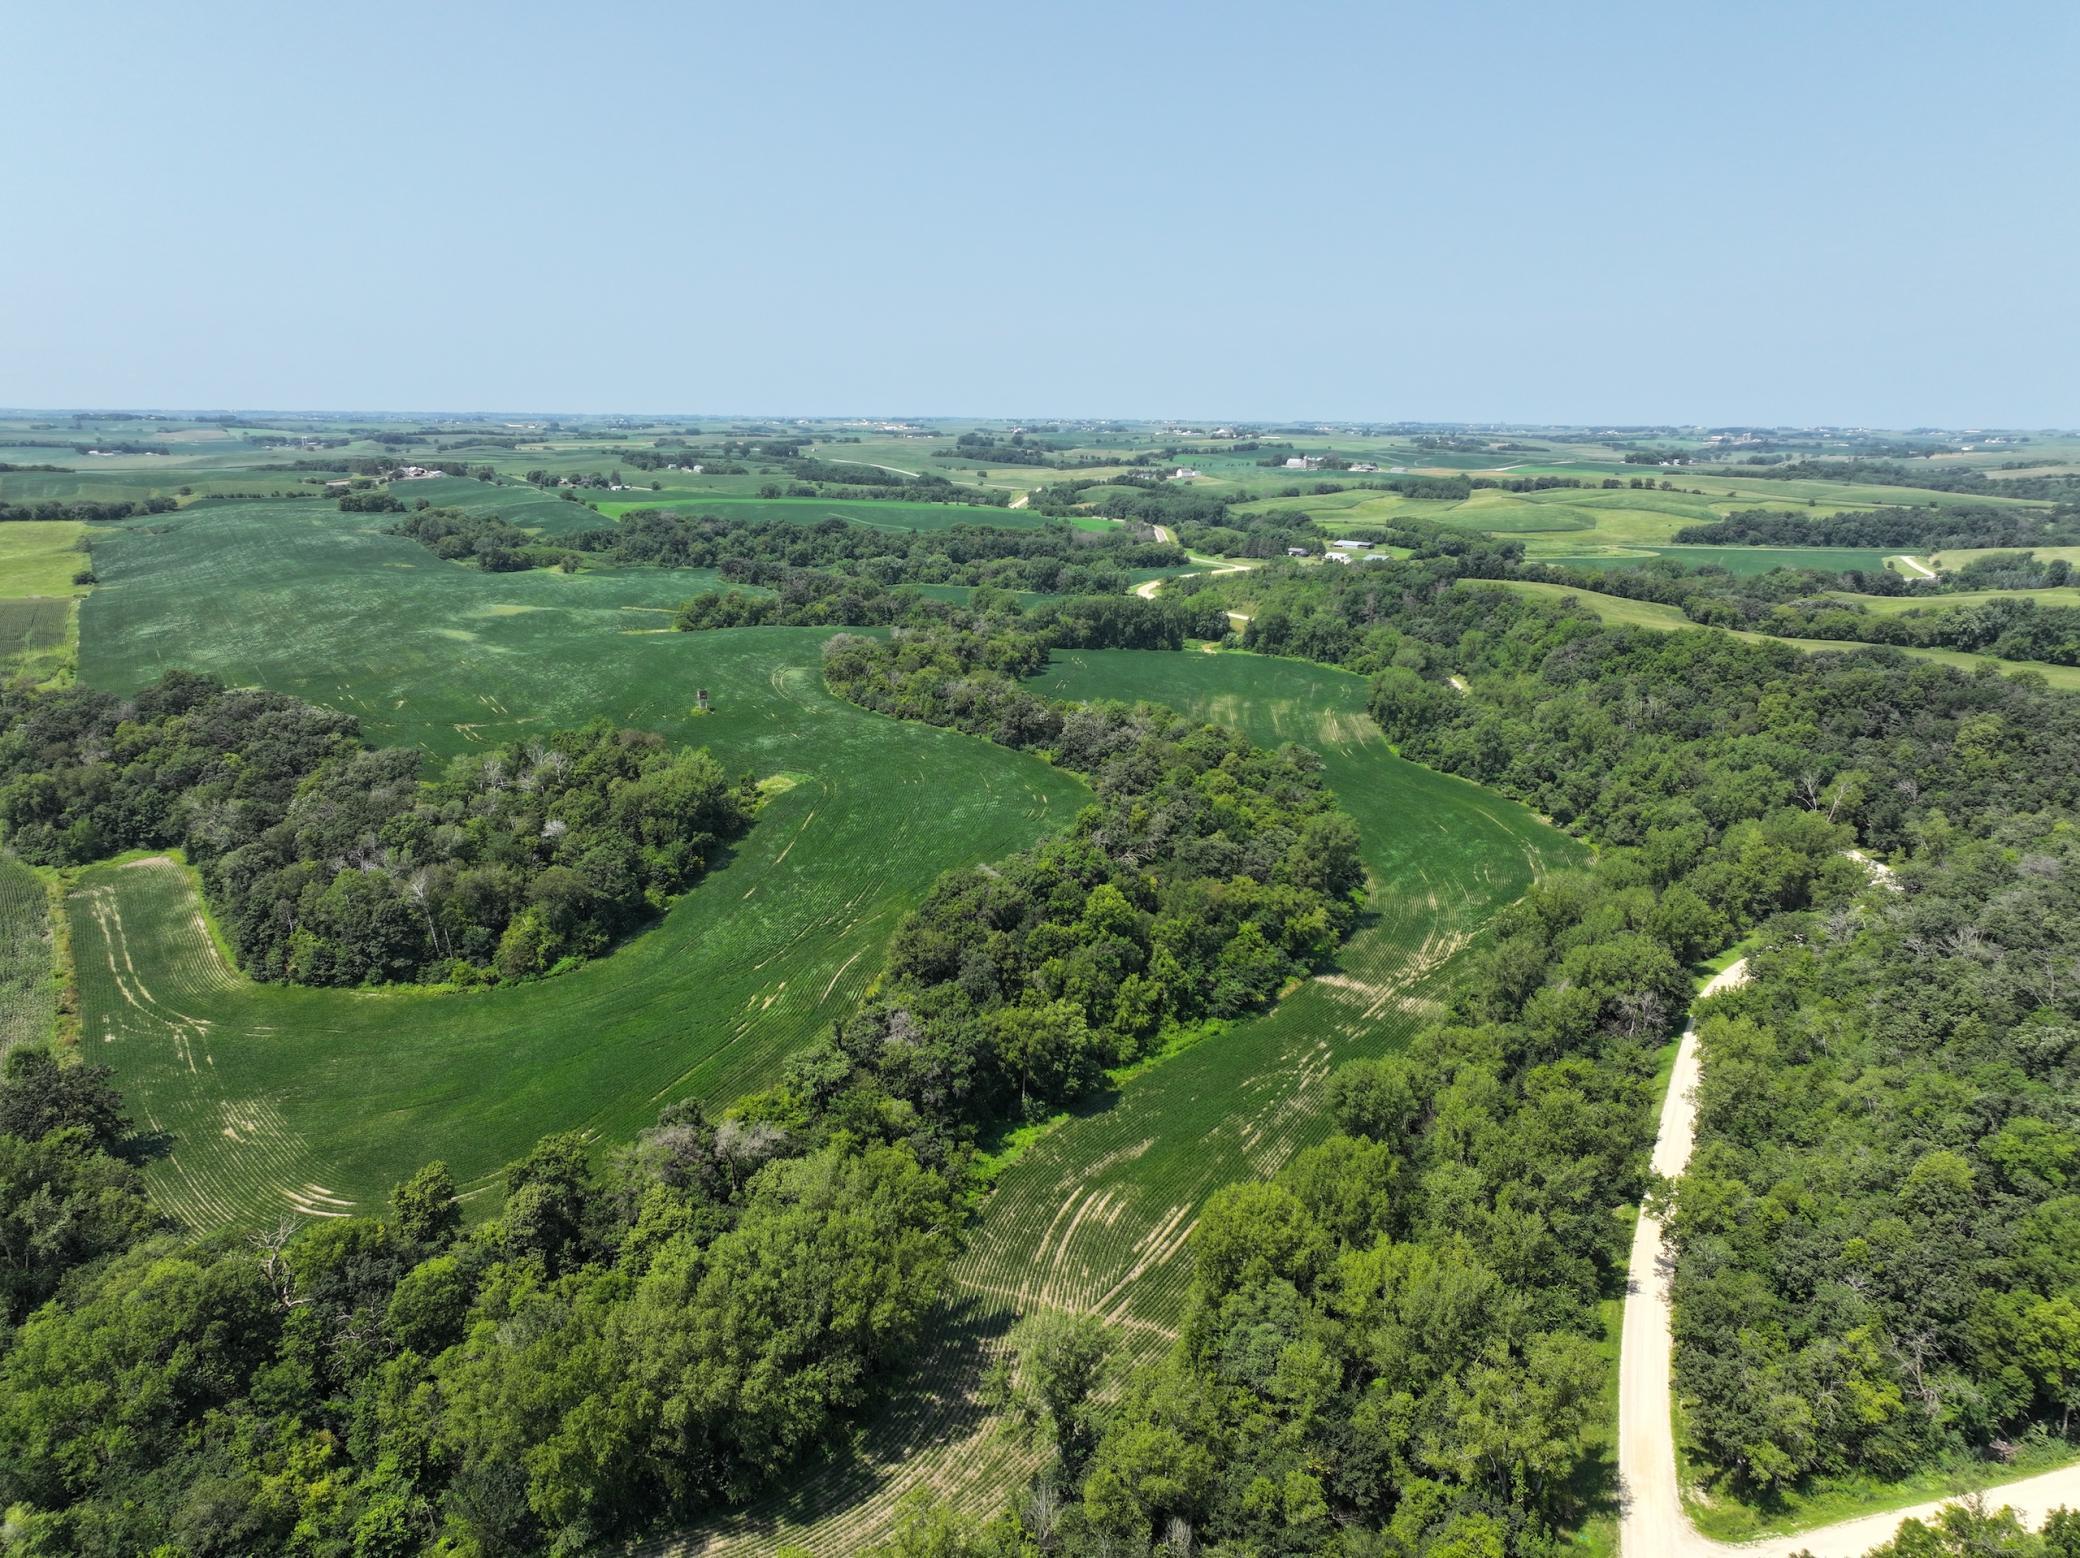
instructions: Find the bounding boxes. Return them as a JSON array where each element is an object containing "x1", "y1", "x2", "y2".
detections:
[
  {"x1": 391, "y1": 505, "x2": 1187, "y2": 593},
  {"x1": 678, "y1": 578, "x2": 1229, "y2": 647},
  {"x1": 0, "y1": 672, "x2": 755, "y2": 986},
  {"x1": 0, "y1": 1046, "x2": 961, "y2": 1557},
  {"x1": 1671, "y1": 820, "x2": 2080, "y2": 1496},
  {"x1": 337, "y1": 489, "x2": 407, "y2": 513},
  {"x1": 1025, "y1": 476, "x2": 1321, "y2": 559},
  {"x1": 1232, "y1": 509, "x2": 2080, "y2": 669},
  {"x1": 1278, "y1": 580, "x2": 2080, "y2": 855},
  {"x1": 0, "y1": 495, "x2": 178, "y2": 522},
  {"x1": 1750, "y1": 592, "x2": 2080, "y2": 667},
  {"x1": 947, "y1": 430, "x2": 1115, "y2": 469},
  {"x1": 1674, "y1": 502, "x2": 2080, "y2": 552}
]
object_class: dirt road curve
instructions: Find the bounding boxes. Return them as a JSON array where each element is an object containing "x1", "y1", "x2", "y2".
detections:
[
  {"x1": 1133, "y1": 541, "x2": 1254, "y2": 612},
  {"x1": 1618, "y1": 958, "x2": 2080, "y2": 1554}
]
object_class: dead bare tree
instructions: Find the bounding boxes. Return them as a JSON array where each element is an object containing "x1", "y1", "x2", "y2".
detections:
[{"x1": 249, "y1": 1216, "x2": 307, "y2": 1310}]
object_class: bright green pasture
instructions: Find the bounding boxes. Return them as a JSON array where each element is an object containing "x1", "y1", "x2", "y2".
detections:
[
  {"x1": 0, "y1": 520, "x2": 91, "y2": 595},
  {"x1": 1826, "y1": 586, "x2": 2080, "y2": 614},
  {"x1": 1646, "y1": 545, "x2": 1899, "y2": 575},
  {"x1": 1469, "y1": 579, "x2": 2080, "y2": 691},
  {"x1": 0, "y1": 854, "x2": 57, "y2": 1056},
  {"x1": 71, "y1": 501, "x2": 1089, "y2": 1227},
  {"x1": 1539, "y1": 545, "x2": 1902, "y2": 576},
  {"x1": 1932, "y1": 544, "x2": 2080, "y2": 571},
  {"x1": 0, "y1": 520, "x2": 91, "y2": 682},
  {"x1": 662, "y1": 650, "x2": 1582, "y2": 1553}
]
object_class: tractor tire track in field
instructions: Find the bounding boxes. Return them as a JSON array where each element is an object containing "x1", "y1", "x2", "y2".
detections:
[
  {"x1": 64, "y1": 522, "x2": 1095, "y2": 1235},
  {"x1": 647, "y1": 649, "x2": 1582, "y2": 1555}
]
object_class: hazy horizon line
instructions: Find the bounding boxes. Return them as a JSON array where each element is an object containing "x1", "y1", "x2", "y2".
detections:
[{"x1": 3, "y1": 407, "x2": 2072, "y2": 435}]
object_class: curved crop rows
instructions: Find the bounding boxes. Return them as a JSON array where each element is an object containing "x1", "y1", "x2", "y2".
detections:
[
  {"x1": 646, "y1": 649, "x2": 1582, "y2": 1554},
  {"x1": 69, "y1": 507, "x2": 1088, "y2": 1228}
]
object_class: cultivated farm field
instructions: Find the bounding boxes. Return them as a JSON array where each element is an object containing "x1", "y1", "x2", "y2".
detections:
[
  {"x1": 69, "y1": 503, "x2": 1091, "y2": 1227},
  {"x1": 655, "y1": 648, "x2": 1582, "y2": 1553},
  {"x1": 0, "y1": 519, "x2": 90, "y2": 682},
  {"x1": 0, "y1": 853, "x2": 56, "y2": 1056}
]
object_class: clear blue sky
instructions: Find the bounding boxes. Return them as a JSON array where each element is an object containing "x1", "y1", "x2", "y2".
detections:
[{"x1": 5, "y1": 0, "x2": 2074, "y2": 425}]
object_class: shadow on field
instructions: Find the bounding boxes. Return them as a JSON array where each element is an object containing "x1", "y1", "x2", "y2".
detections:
[{"x1": 122, "y1": 1124, "x2": 176, "y2": 1165}]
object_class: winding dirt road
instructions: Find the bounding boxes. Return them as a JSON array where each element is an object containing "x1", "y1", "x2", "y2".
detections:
[
  {"x1": 1132, "y1": 538, "x2": 1254, "y2": 628},
  {"x1": 1617, "y1": 956, "x2": 2080, "y2": 1553}
]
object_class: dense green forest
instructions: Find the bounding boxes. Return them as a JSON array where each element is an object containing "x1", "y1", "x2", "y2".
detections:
[
  {"x1": 0, "y1": 1047, "x2": 961, "y2": 1556},
  {"x1": 1672, "y1": 819, "x2": 2080, "y2": 1491},
  {"x1": 0, "y1": 674, "x2": 757, "y2": 985},
  {"x1": 392, "y1": 506, "x2": 1186, "y2": 593},
  {"x1": 677, "y1": 578, "x2": 1229, "y2": 645},
  {"x1": 1738, "y1": 593, "x2": 2080, "y2": 665}
]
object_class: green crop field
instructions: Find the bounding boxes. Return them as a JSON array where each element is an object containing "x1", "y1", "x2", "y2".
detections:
[
  {"x1": 81, "y1": 499, "x2": 729, "y2": 751},
  {"x1": 68, "y1": 500, "x2": 1091, "y2": 1228},
  {"x1": 1826, "y1": 585, "x2": 2080, "y2": 614},
  {"x1": 0, "y1": 854, "x2": 57, "y2": 1056},
  {"x1": 1470, "y1": 579, "x2": 2080, "y2": 690},
  {"x1": 0, "y1": 597, "x2": 72, "y2": 676},
  {"x1": 1644, "y1": 545, "x2": 1901, "y2": 575},
  {"x1": 655, "y1": 648, "x2": 1583, "y2": 1554},
  {"x1": 1535, "y1": 545, "x2": 1903, "y2": 576},
  {"x1": 386, "y1": 475, "x2": 619, "y2": 537},
  {"x1": 67, "y1": 654, "x2": 1085, "y2": 1230}
]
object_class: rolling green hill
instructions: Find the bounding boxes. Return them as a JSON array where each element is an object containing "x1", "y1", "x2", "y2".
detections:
[{"x1": 654, "y1": 647, "x2": 1582, "y2": 1554}]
